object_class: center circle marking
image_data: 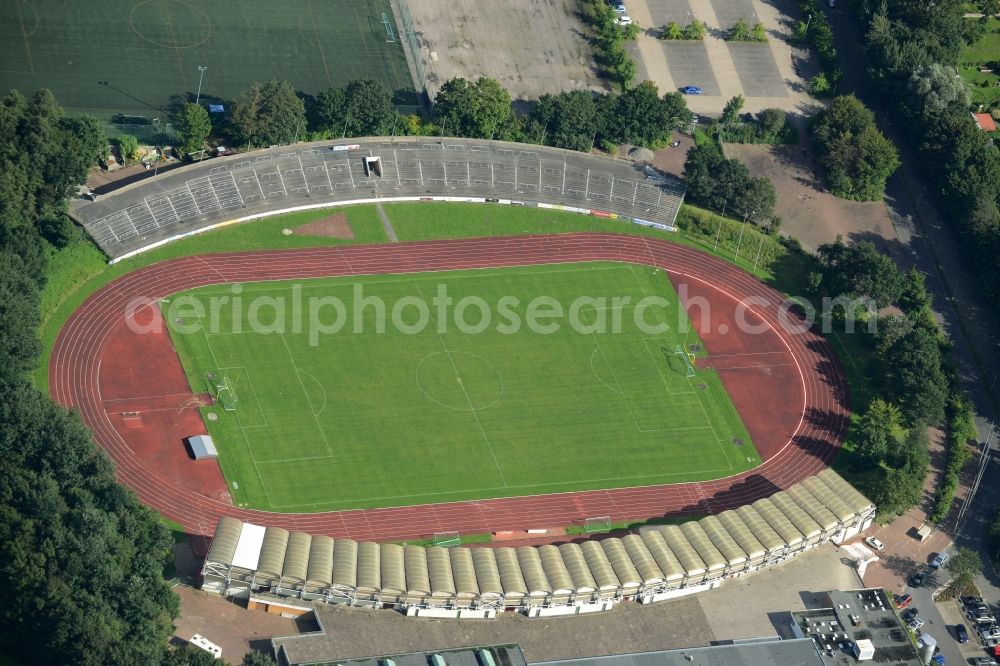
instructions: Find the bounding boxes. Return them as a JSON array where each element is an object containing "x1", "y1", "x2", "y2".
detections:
[
  {"x1": 130, "y1": 0, "x2": 212, "y2": 50},
  {"x1": 416, "y1": 351, "x2": 504, "y2": 412}
]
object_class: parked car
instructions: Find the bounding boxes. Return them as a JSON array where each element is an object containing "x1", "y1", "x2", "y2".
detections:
[
  {"x1": 910, "y1": 572, "x2": 925, "y2": 587},
  {"x1": 961, "y1": 596, "x2": 984, "y2": 607},
  {"x1": 978, "y1": 624, "x2": 1000, "y2": 639},
  {"x1": 681, "y1": 86, "x2": 704, "y2": 95},
  {"x1": 972, "y1": 657, "x2": 998, "y2": 665},
  {"x1": 614, "y1": 2, "x2": 626, "y2": 12},
  {"x1": 865, "y1": 537, "x2": 886, "y2": 551},
  {"x1": 931, "y1": 552, "x2": 950, "y2": 568},
  {"x1": 956, "y1": 623, "x2": 969, "y2": 643},
  {"x1": 909, "y1": 618, "x2": 925, "y2": 631},
  {"x1": 616, "y1": 15, "x2": 633, "y2": 25},
  {"x1": 972, "y1": 610, "x2": 997, "y2": 625},
  {"x1": 896, "y1": 593, "x2": 913, "y2": 609},
  {"x1": 903, "y1": 607, "x2": 920, "y2": 621}
]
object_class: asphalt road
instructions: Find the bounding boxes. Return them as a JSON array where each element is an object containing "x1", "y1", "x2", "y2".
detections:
[{"x1": 824, "y1": 2, "x2": 1000, "y2": 613}]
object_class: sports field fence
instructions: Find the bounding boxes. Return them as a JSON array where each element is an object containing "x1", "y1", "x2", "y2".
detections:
[{"x1": 392, "y1": 0, "x2": 432, "y2": 105}]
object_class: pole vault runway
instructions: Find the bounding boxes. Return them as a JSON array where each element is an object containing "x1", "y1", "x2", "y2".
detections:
[{"x1": 49, "y1": 233, "x2": 850, "y2": 540}]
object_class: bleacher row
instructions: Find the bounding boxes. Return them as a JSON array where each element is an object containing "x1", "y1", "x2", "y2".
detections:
[
  {"x1": 79, "y1": 139, "x2": 687, "y2": 259},
  {"x1": 201, "y1": 469, "x2": 875, "y2": 613}
]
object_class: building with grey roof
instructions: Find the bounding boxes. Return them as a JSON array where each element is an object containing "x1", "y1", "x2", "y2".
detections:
[{"x1": 789, "y1": 589, "x2": 922, "y2": 665}]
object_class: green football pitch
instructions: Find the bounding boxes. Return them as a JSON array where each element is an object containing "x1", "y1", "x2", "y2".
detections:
[
  {"x1": 167, "y1": 261, "x2": 760, "y2": 512},
  {"x1": 0, "y1": 0, "x2": 413, "y2": 128}
]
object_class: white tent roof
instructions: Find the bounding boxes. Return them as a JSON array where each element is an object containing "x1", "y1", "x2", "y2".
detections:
[
  {"x1": 189, "y1": 434, "x2": 218, "y2": 459},
  {"x1": 232, "y1": 523, "x2": 266, "y2": 570}
]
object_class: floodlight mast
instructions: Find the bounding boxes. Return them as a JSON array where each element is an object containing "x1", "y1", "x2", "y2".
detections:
[{"x1": 195, "y1": 66, "x2": 208, "y2": 105}]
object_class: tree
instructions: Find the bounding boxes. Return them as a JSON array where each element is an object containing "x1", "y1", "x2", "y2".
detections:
[
  {"x1": 867, "y1": 425, "x2": 929, "y2": 518},
  {"x1": 729, "y1": 17, "x2": 751, "y2": 41},
  {"x1": 230, "y1": 80, "x2": 305, "y2": 147},
  {"x1": 0, "y1": 253, "x2": 41, "y2": 384},
  {"x1": 530, "y1": 91, "x2": 598, "y2": 152},
  {"x1": 230, "y1": 82, "x2": 264, "y2": 146},
  {"x1": 612, "y1": 82, "x2": 688, "y2": 147},
  {"x1": 684, "y1": 19, "x2": 706, "y2": 40},
  {"x1": 883, "y1": 322, "x2": 948, "y2": 425},
  {"x1": 242, "y1": 651, "x2": 279, "y2": 666},
  {"x1": 117, "y1": 134, "x2": 139, "y2": 163},
  {"x1": 944, "y1": 547, "x2": 983, "y2": 585},
  {"x1": 173, "y1": 103, "x2": 212, "y2": 155},
  {"x1": 905, "y1": 63, "x2": 971, "y2": 125},
  {"x1": 0, "y1": 381, "x2": 179, "y2": 664},
  {"x1": 313, "y1": 87, "x2": 347, "y2": 133},
  {"x1": 661, "y1": 21, "x2": 684, "y2": 40},
  {"x1": 433, "y1": 77, "x2": 517, "y2": 140},
  {"x1": 721, "y1": 95, "x2": 745, "y2": 125},
  {"x1": 855, "y1": 398, "x2": 902, "y2": 462},
  {"x1": 756, "y1": 108, "x2": 786, "y2": 141},
  {"x1": 0, "y1": 89, "x2": 106, "y2": 251},
  {"x1": 816, "y1": 240, "x2": 904, "y2": 307},
  {"x1": 809, "y1": 72, "x2": 831, "y2": 96},
  {"x1": 811, "y1": 96, "x2": 899, "y2": 201},
  {"x1": 343, "y1": 79, "x2": 397, "y2": 137},
  {"x1": 979, "y1": 0, "x2": 1000, "y2": 16}
]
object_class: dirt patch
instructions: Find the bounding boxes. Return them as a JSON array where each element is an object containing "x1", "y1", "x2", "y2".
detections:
[
  {"x1": 724, "y1": 142, "x2": 897, "y2": 255},
  {"x1": 404, "y1": 0, "x2": 605, "y2": 100},
  {"x1": 294, "y1": 213, "x2": 354, "y2": 239}
]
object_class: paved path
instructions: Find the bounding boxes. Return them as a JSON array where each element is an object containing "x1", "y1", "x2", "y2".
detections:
[{"x1": 375, "y1": 202, "x2": 398, "y2": 242}]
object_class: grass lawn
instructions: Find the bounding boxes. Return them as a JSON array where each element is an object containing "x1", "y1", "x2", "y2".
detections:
[
  {"x1": 961, "y1": 18, "x2": 1000, "y2": 107},
  {"x1": 166, "y1": 262, "x2": 760, "y2": 511},
  {"x1": 962, "y1": 18, "x2": 1000, "y2": 64},
  {"x1": 37, "y1": 202, "x2": 787, "y2": 392},
  {"x1": 0, "y1": 0, "x2": 413, "y2": 126}
]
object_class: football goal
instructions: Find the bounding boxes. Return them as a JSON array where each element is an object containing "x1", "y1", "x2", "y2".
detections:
[
  {"x1": 675, "y1": 345, "x2": 696, "y2": 378},
  {"x1": 214, "y1": 374, "x2": 238, "y2": 412}
]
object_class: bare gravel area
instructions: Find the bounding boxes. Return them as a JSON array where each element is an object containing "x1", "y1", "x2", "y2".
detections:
[{"x1": 403, "y1": 0, "x2": 606, "y2": 101}]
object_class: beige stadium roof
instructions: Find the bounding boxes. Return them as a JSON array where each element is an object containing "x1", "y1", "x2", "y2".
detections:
[
  {"x1": 752, "y1": 498, "x2": 804, "y2": 546},
  {"x1": 769, "y1": 492, "x2": 822, "y2": 540},
  {"x1": 716, "y1": 510, "x2": 767, "y2": 560},
  {"x1": 800, "y1": 476, "x2": 855, "y2": 524},
  {"x1": 699, "y1": 516, "x2": 749, "y2": 566},
  {"x1": 203, "y1": 472, "x2": 874, "y2": 608},
  {"x1": 817, "y1": 469, "x2": 875, "y2": 515}
]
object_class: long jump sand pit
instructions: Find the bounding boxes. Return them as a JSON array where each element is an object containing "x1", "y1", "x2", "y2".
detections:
[{"x1": 405, "y1": 0, "x2": 606, "y2": 100}]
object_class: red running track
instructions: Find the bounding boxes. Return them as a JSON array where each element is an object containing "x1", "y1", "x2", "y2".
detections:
[{"x1": 50, "y1": 233, "x2": 849, "y2": 541}]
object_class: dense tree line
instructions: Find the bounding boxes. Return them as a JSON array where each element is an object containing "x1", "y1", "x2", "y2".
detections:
[
  {"x1": 224, "y1": 75, "x2": 690, "y2": 153},
  {"x1": 929, "y1": 395, "x2": 975, "y2": 522},
  {"x1": 852, "y1": 0, "x2": 1000, "y2": 312},
  {"x1": 810, "y1": 240, "x2": 953, "y2": 517},
  {"x1": 0, "y1": 90, "x2": 181, "y2": 664}
]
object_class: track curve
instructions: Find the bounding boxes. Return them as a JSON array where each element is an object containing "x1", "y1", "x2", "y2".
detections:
[{"x1": 50, "y1": 233, "x2": 849, "y2": 540}]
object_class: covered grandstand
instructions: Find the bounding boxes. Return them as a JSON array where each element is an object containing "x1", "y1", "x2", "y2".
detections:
[
  {"x1": 201, "y1": 470, "x2": 874, "y2": 616},
  {"x1": 75, "y1": 137, "x2": 687, "y2": 261}
]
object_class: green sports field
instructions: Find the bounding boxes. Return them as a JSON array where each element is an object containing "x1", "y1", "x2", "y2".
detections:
[
  {"x1": 0, "y1": 0, "x2": 413, "y2": 129},
  {"x1": 167, "y1": 261, "x2": 760, "y2": 511}
]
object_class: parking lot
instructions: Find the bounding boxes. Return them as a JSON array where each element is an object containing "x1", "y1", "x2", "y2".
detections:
[{"x1": 626, "y1": 0, "x2": 817, "y2": 115}]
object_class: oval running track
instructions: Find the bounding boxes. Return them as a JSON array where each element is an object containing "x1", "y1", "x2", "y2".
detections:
[{"x1": 50, "y1": 233, "x2": 849, "y2": 540}]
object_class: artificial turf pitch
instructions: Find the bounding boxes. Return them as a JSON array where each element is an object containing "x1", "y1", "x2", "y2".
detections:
[
  {"x1": 0, "y1": 0, "x2": 412, "y2": 122},
  {"x1": 167, "y1": 261, "x2": 760, "y2": 512}
]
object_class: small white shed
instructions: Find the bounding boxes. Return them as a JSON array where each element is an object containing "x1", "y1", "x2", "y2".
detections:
[
  {"x1": 853, "y1": 638, "x2": 875, "y2": 661},
  {"x1": 187, "y1": 435, "x2": 218, "y2": 460}
]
